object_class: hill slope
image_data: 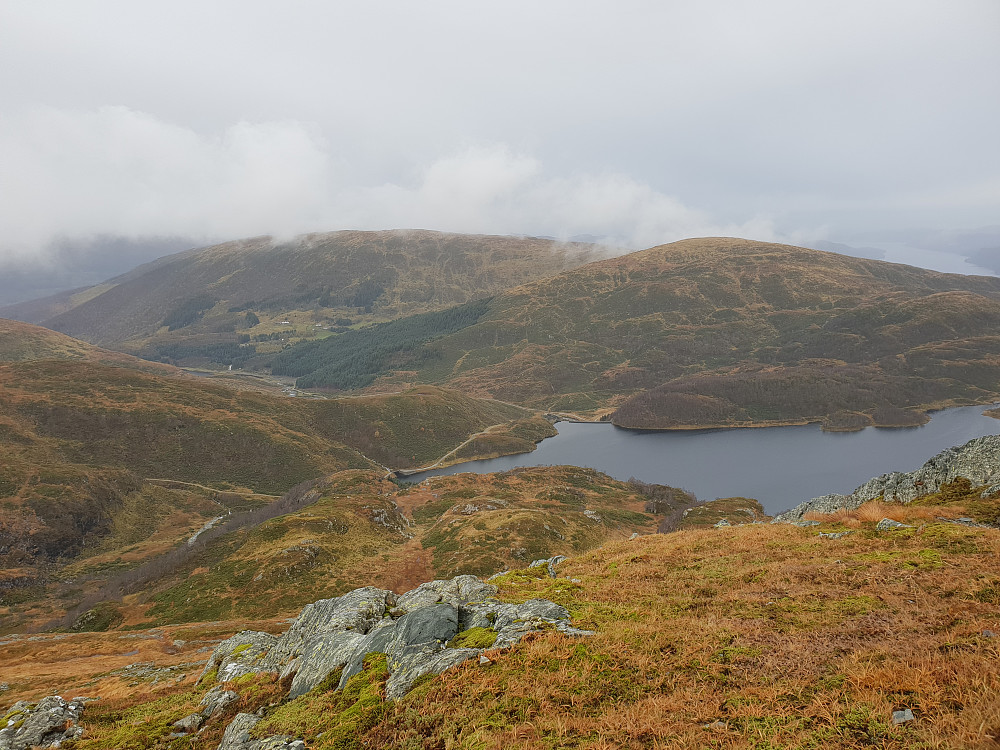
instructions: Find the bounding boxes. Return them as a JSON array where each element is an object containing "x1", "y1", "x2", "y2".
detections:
[
  {"x1": 2, "y1": 484, "x2": 997, "y2": 749},
  {"x1": 0, "y1": 324, "x2": 553, "y2": 615},
  {"x1": 275, "y1": 237, "x2": 1000, "y2": 428},
  {"x1": 6, "y1": 230, "x2": 600, "y2": 364}
]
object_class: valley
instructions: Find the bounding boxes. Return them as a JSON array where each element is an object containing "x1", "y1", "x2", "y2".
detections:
[{"x1": 1, "y1": 232, "x2": 999, "y2": 749}]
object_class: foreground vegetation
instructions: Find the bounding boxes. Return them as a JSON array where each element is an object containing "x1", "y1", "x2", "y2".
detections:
[{"x1": 2, "y1": 484, "x2": 997, "y2": 749}]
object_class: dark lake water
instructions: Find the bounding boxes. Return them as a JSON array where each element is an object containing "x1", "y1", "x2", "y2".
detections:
[{"x1": 407, "y1": 404, "x2": 1000, "y2": 515}]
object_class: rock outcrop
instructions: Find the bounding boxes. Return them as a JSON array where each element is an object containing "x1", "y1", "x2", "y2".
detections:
[
  {"x1": 775, "y1": 434, "x2": 1000, "y2": 521},
  {"x1": 197, "y1": 573, "x2": 593, "y2": 746},
  {"x1": 0, "y1": 696, "x2": 86, "y2": 750}
]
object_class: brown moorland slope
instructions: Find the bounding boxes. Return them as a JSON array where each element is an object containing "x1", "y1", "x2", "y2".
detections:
[
  {"x1": 2, "y1": 486, "x2": 997, "y2": 750},
  {"x1": 0, "y1": 324, "x2": 552, "y2": 614},
  {"x1": 275, "y1": 237, "x2": 1000, "y2": 428},
  {"x1": 6, "y1": 230, "x2": 600, "y2": 364}
]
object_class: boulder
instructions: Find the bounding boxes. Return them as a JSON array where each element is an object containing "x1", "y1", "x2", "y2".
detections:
[
  {"x1": 172, "y1": 713, "x2": 203, "y2": 733},
  {"x1": 385, "y1": 647, "x2": 482, "y2": 700},
  {"x1": 0, "y1": 695, "x2": 85, "y2": 750},
  {"x1": 391, "y1": 576, "x2": 496, "y2": 615},
  {"x1": 200, "y1": 631, "x2": 277, "y2": 683},
  {"x1": 216, "y1": 712, "x2": 304, "y2": 750},
  {"x1": 200, "y1": 686, "x2": 240, "y2": 718},
  {"x1": 876, "y1": 518, "x2": 913, "y2": 531},
  {"x1": 287, "y1": 631, "x2": 366, "y2": 699},
  {"x1": 261, "y1": 587, "x2": 394, "y2": 671},
  {"x1": 216, "y1": 712, "x2": 260, "y2": 750}
]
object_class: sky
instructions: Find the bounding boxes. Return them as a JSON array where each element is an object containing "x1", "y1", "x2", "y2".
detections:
[{"x1": 1, "y1": 0, "x2": 999, "y2": 300}]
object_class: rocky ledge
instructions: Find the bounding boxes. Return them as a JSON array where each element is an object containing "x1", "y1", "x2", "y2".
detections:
[
  {"x1": 775, "y1": 434, "x2": 1000, "y2": 522},
  {"x1": 184, "y1": 573, "x2": 591, "y2": 749}
]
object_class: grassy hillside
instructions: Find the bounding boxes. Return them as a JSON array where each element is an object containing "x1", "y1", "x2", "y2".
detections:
[
  {"x1": 15, "y1": 230, "x2": 598, "y2": 364},
  {"x1": 2, "y1": 484, "x2": 997, "y2": 749},
  {"x1": 278, "y1": 238, "x2": 1000, "y2": 428},
  {"x1": 0, "y1": 328, "x2": 551, "y2": 616},
  {"x1": 42, "y1": 467, "x2": 659, "y2": 627}
]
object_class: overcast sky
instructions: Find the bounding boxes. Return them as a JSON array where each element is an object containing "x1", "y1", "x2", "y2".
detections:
[{"x1": 2, "y1": 0, "x2": 999, "y2": 274}]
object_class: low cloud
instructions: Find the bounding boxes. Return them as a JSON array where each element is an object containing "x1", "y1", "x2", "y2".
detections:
[{"x1": 0, "y1": 106, "x2": 787, "y2": 269}]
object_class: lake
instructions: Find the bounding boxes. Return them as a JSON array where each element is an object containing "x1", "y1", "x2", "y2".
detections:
[{"x1": 407, "y1": 404, "x2": 1000, "y2": 515}]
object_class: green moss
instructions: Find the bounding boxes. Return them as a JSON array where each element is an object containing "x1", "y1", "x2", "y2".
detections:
[
  {"x1": 448, "y1": 627, "x2": 498, "y2": 649},
  {"x1": 253, "y1": 653, "x2": 389, "y2": 750}
]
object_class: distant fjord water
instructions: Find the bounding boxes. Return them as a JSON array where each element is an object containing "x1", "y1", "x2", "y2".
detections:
[{"x1": 407, "y1": 404, "x2": 1000, "y2": 515}]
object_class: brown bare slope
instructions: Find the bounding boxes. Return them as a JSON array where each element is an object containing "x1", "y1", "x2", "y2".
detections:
[
  {"x1": 280, "y1": 237, "x2": 1000, "y2": 427},
  {"x1": 20, "y1": 230, "x2": 599, "y2": 363}
]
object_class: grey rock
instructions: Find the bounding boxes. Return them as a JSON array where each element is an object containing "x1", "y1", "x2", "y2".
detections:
[
  {"x1": 390, "y1": 603, "x2": 459, "y2": 654},
  {"x1": 818, "y1": 531, "x2": 854, "y2": 539},
  {"x1": 713, "y1": 519, "x2": 731, "y2": 528},
  {"x1": 983, "y1": 630, "x2": 996, "y2": 638},
  {"x1": 214, "y1": 712, "x2": 305, "y2": 750},
  {"x1": 790, "y1": 520, "x2": 820, "y2": 527},
  {"x1": 629, "y1": 532, "x2": 640, "y2": 540},
  {"x1": 217, "y1": 712, "x2": 260, "y2": 750},
  {"x1": 876, "y1": 518, "x2": 913, "y2": 531},
  {"x1": 392, "y1": 576, "x2": 497, "y2": 615},
  {"x1": 777, "y1": 434, "x2": 1000, "y2": 521},
  {"x1": 0, "y1": 695, "x2": 85, "y2": 750},
  {"x1": 529, "y1": 556, "x2": 566, "y2": 578},
  {"x1": 173, "y1": 713, "x2": 203, "y2": 732},
  {"x1": 200, "y1": 686, "x2": 240, "y2": 718},
  {"x1": 200, "y1": 631, "x2": 277, "y2": 683},
  {"x1": 262, "y1": 587, "x2": 394, "y2": 670},
  {"x1": 892, "y1": 708, "x2": 915, "y2": 724},
  {"x1": 385, "y1": 647, "x2": 482, "y2": 700},
  {"x1": 336, "y1": 620, "x2": 399, "y2": 689},
  {"x1": 287, "y1": 630, "x2": 366, "y2": 699}
]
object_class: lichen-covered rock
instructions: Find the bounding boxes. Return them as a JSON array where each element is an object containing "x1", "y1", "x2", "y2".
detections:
[
  {"x1": 216, "y1": 712, "x2": 260, "y2": 750},
  {"x1": 385, "y1": 647, "x2": 482, "y2": 700},
  {"x1": 262, "y1": 587, "x2": 394, "y2": 671},
  {"x1": 202, "y1": 573, "x2": 591, "y2": 707},
  {"x1": 0, "y1": 695, "x2": 85, "y2": 750},
  {"x1": 529, "y1": 555, "x2": 567, "y2": 578},
  {"x1": 200, "y1": 631, "x2": 277, "y2": 683},
  {"x1": 173, "y1": 713, "x2": 203, "y2": 733},
  {"x1": 216, "y1": 712, "x2": 304, "y2": 750},
  {"x1": 776, "y1": 434, "x2": 1000, "y2": 521},
  {"x1": 200, "y1": 686, "x2": 240, "y2": 718},
  {"x1": 391, "y1": 576, "x2": 497, "y2": 615},
  {"x1": 287, "y1": 631, "x2": 366, "y2": 699}
]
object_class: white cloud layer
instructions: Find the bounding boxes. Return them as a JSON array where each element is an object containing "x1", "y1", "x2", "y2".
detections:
[
  {"x1": 0, "y1": 0, "x2": 997, "y2": 269},
  {"x1": 0, "y1": 106, "x2": 780, "y2": 262}
]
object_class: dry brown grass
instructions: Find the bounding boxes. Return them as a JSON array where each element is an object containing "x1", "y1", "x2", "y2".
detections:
[{"x1": 4, "y1": 508, "x2": 999, "y2": 749}]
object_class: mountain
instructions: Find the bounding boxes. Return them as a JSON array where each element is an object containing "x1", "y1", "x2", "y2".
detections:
[
  {"x1": 274, "y1": 237, "x2": 1000, "y2": 428},
  {"x1": 2, "y1": 230, "x2": 601, "y2": 366}
]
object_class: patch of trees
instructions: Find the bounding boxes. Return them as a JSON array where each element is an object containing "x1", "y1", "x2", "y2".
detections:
[
  {"x1": 151, "y1": 341, "x2": 258, "y2": 367},
  {"x1": 162, "y1": 294, "x2": 216, "y2": 331},
  {"x1": 272, "y1": 297, "x2": 493, "y2": 390}
]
